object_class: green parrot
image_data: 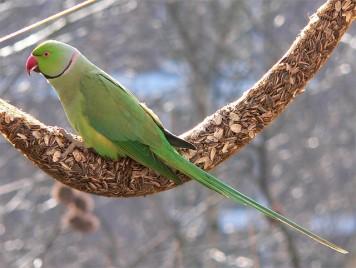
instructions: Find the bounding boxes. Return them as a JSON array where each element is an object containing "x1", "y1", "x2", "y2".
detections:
[{"x1": 26, "y1": 40, "x2": 347, "y2": 253}]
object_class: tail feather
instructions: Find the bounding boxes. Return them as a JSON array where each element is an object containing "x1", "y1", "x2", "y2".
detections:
[{"x1": 158, "y1": 149, "x2": 348, "y2": 254}]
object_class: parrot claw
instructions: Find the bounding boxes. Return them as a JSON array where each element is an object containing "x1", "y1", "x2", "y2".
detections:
[
  {"x1": 58, "y1": 129, "x2": 86, "y2": 159},
  {"x1": 61, "y1": 140, "x2": 86, "y2": 159}
]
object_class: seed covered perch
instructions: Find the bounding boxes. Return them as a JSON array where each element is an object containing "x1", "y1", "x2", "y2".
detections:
[{"x1": 0, "y1": 0, "x2": 355, "y2": 198}]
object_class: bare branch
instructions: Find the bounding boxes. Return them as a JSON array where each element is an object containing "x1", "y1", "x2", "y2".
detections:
[
  {"x1": 0, "y1": 0, "x2": 96, "y2": 45},
  {"x1": 0, "y1": 0, "x2": 354, "y2": 198},
  {"x1": 0, "y1": 0, "x2": 125, "y2": 57}
]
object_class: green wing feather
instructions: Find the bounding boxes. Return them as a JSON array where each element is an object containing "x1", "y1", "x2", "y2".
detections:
[
  {"x1": 80, "y1": 73, "x2": 161, "y2": 143},
  {"x1": 79, "y1": 72, "x2": 180, "y2": 183},
  {"x1": 79, "y1": 70, "x2": 347, "y2": 254},
  {"x1": 140, "y1": 102, "x2": 196, "y2": 150}
]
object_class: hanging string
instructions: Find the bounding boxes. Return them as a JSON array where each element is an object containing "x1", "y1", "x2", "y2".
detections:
[{"x1": 0, "y1": 0, "x2": 97, "y2": 45}]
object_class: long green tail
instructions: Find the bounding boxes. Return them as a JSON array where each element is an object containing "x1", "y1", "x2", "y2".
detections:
[{"x1": 159, "y1": 149, "x2": 348, "y2": 254}]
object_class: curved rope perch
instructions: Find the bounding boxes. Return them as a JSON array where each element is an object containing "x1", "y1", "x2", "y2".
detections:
[{"x1": 0, "y1": 0, "x2": 355, "y2": 197}]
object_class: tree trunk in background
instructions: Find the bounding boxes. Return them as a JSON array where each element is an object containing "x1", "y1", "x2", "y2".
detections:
[{"x1": 258, "y1": 1, "x2": 301, "y2": 266}]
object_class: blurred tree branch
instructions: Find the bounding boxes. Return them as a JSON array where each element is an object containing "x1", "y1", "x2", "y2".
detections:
[
  {"x1": 0, "y1": 0, "x2": 129, "y2": 57},
  {"x1": 165, "y1": 0, "x2": 245, "y2": 122},
  {"x1": 257, "y1": 131, "x2": 300, "y2": 268},
  {"x1": 0, "y1": 0, "x2": 354, "y2": 198}
]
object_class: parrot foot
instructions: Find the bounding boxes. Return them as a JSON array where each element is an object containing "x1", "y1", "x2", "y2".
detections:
[
  {"x1": 61, "y1": 140, "x2": 86, "y2": 159},
  {"x1": 58, "y1": 129, "x2": 86, "y2": 159}
]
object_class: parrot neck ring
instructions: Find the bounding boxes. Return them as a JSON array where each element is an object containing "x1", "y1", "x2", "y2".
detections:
[{"x1": 26, "y1": 52, "x2": 76, "y2": 79}]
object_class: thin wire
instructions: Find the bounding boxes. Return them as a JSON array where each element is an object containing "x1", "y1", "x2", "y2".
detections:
[{"x1": 0, "y1": 0, "x2": 97, "y2": 45}]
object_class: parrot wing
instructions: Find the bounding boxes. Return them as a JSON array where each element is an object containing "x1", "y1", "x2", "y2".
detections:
[
  {"x1": 140, "y1": 102, "x2": 196, "y2": 150},
  {"x1": 79, "y1": 71, "x2": 180, "y2": 182}
]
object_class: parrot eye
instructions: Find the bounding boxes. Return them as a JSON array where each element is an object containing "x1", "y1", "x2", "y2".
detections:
[{"x1": 43, "y1": 51, "x2": 50, "y2": 57}]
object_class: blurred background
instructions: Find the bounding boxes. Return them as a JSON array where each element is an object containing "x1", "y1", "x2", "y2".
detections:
[{"x1": 0, "y1": 0, "x2": 355, "y2": 267}]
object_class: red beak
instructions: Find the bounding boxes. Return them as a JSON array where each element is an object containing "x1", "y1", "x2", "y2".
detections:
[{"x1": 25, "y1": 55, "x2": 39, "y2": 75}]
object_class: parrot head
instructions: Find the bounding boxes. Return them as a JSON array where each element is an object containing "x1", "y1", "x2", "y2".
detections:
[{"x1": 26, "y1": 40, "x2": 77, "y2": 79}]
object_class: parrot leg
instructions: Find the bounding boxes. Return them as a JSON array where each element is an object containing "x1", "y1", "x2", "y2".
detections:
[
  {"x1": 61, "y1": 140, "x2": 86, "y2": 159},
  {"x1": 58, "y1": 129, "x2": 87, "y2": 159}
]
